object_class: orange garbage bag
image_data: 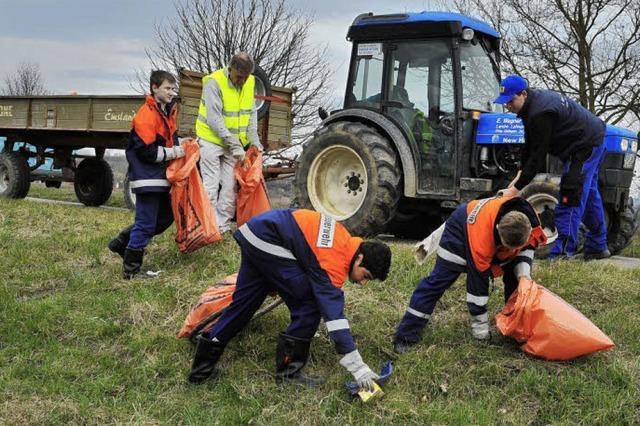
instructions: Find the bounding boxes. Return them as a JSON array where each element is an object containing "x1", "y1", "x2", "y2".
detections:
[
  {"x1": 178, "y1": 273, "x2": 237, "y2": 339},
  {"x1": 166, "y1": 138, "x2": 222, "y2": 253},
  {"x1": 495, "y1": 277, "x2": 615, "y2": 361},
  {"x1": 235, "y1": 146, "x2": 271, "y2": 227}
]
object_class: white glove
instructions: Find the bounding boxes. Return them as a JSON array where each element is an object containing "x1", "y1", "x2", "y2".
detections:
[
  {"x1": 339, "y1": 350, "x2": 380, "y2": 392},
  {"x1": 164, "y1": 145, "x2": 185, "y2": 161},
  {"x1": 252, "y1": 140, "x2": 264, "y2": 152},
  {"x1": 471, "y1": 313, "x2": 490, "y2": 340},
  {"x1": 224, "y1": 136, "x2": 245, "y2": 161},
  {"x1": 414, "y1": 222, "x2": 446, "y2": 265}
]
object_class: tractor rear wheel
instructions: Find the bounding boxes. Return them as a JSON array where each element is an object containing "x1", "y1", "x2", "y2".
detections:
[{"x1": 294, "y1": 121, "x2": 401, "y2": 237}]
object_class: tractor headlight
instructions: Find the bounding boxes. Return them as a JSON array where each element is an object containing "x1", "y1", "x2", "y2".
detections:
[
  {"x1": 620, "y1": 138, "x2": 629, "y2": 151},
  {"x1": 462, "y1": 28, "x2": 475, "y2": 40},
  {"x1": 623, "y1": 152, "x2": 636, "y2": 169},
  {"x1": 631, "y1": 140, "x2": 638, "y2": 153}
]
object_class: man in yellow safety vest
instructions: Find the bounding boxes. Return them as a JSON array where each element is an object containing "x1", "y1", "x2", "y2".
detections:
[{"x1": 195, "y1": 52, "x2": 263, "y2": 232}]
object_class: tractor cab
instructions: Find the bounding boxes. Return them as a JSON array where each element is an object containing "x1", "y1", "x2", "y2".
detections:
[
  {"x1": 294, "y1": 11, "x2": 638, "y2": 249},
  {"x1": 345, "y1": 12, "x2": 503, "y2": 195}
]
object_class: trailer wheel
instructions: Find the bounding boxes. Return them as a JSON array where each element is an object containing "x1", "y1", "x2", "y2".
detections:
[
  {"x1": 253, "y1": 65, "x2": 272, "y2": 120},
  {"x1": 0, "y1": 151, "x2": 31, "y2": 199},
  {"x1": 123, "y1": 175, "x2": 136, "y2": 210},
  {"x1": 294, "y1": 121, "x2": 401, "y2": 236},
  {"x1": 74, "y1": 158, "x2": 113, "y2": 206}
]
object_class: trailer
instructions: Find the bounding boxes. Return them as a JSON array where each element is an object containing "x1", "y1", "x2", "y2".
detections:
[{"x1": 0, "y1": 68, "x2": 293, "y2": 207}]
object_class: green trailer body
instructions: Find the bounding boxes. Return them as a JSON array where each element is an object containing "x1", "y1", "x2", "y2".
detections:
[{"x1": 0, "y1": 69, "x2": 293, "y2": 207}]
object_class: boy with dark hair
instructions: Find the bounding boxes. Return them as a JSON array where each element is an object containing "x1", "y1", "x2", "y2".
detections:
[
  {"x1": 188, "y1": 208, "x2": 391, "y2": 391},
  {"x1": 394, "y1": 196, "x2": 547, "y2": 353},
  {"x1": 108, "y1": 70, "x2": 185, "y2": 279}
]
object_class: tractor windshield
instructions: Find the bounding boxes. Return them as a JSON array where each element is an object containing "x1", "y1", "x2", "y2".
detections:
[{"x1": 459, "y1": 42, "x2": 501, "y2": 112}]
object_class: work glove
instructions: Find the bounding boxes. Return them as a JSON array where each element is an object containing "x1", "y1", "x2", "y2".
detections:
[
  {"x1": 339, "y1": 350, "x2": 380, "y2": 392},
  {"x1": 163, "y1": 145, "x2": 185, "y2": 161},
  {"x1": 251, "y1": 140, "x2": 264, "y2": 152},
  {"x1": 471, "y1": 313, "x2": 490, "y2": 341},
  {"x1": 224, "y1": 136, "x2": 245, "y2": 161}
]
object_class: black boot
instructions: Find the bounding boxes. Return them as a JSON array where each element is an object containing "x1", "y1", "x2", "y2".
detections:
[
  {"x1": 275, "y1": 332, "x2": 324, "y2": 387},
  {"x1": 108, "y1": 225, "x2": 134, "y2": 258},
  {"x1": 393, "y1": 338, "x2": 416, "y2": 354},
  {"x1": 122, "y1": 248, "x2": 144, "y2": 279},
  {"x1": 188, "y1": 335, "x2": 225, "y2": 385},
  {"x1": 583, "y1": 249, "x2": 611, "y2": 261}
]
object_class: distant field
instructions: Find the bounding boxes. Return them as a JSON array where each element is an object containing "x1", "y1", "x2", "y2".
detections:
[{"x1": 1, "y1": 196, "x2": 639, "y2": 424}]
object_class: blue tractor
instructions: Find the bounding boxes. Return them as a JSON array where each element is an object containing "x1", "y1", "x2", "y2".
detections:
[{"x1": 294, "y1": 11, "x2": 639, "y2": 254}]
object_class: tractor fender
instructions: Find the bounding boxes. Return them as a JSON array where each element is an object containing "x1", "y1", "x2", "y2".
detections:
[{"x1": 322, "y1": 108, "x2": 419, "y2": 197}]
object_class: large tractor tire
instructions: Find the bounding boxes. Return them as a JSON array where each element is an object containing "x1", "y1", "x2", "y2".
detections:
[
  {"x1": 0, "y1": 151, "x2": 31, "y2": 199},
  {"x1": 123, "y1": 175, "x2": 136, "y2": 210},
  {"x1": 294, "y1": 121, "x2": 401, "y2": 237},
  {"x1": 606, "y1": 197, "x2": 639, "y2": 255},
  {"x1": 74, "y1": 158, "x2": 114, "y2": 206}
]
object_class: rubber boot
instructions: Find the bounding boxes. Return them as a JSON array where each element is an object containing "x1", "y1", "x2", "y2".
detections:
[
  {"x1": 393, "y1": 339, "x2": 416, "y2": 354},
  {"x1": 122, "y1": 248, "x2": 144, "y2": 279},
  {"x1": 583, "y1": 249, "x2": 611, "y2": 261},
  {"x1": 108, "y1": 225, "x2": 134, "y2": 259},
  {"x1": 275, "y1": 332, "x2": 324, "y2": 387},
  {"x1": 188, "y1": 335, "x2": 225, "y2": 385}
]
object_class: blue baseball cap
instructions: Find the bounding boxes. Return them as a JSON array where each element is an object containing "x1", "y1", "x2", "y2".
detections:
[{"x1": 494, "y1": 75, "x2": 528, "y2": 104}]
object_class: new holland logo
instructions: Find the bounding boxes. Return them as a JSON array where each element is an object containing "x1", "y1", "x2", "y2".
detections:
[{"x1": 316, "y1": 214, "x2": 336, "y2": 248}]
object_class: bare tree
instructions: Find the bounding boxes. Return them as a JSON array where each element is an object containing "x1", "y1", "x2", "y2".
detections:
[
  {"x1": 2, "y1": 62, "x2": 50, "y2": 96},
  {"x1": 454, "y1": 0, "x2": 640, "y2": 127},
  {"x1": 144, "y1": 0, "x2": 332, "y2": 144}
]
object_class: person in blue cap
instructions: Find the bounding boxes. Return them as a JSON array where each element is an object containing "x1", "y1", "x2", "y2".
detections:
[{"x1": 495, "y1": 75, "x2": 610, "y2": 260}]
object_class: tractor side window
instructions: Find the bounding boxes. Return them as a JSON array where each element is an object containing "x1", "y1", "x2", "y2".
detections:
[
  {"x1": 388, "y1": 40, "x2": 457, "y2": 194},
  {"x1": 460, "y1": 42, "x2": 501, "y2": 111},
  {"x1": 349, "y1": 43, "x2": 385, "y2": 108}
]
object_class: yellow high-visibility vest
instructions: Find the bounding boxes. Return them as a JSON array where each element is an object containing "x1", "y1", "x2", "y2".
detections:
[{"x1": 195, "y1": 68, "x2": 255, "y2": 147}]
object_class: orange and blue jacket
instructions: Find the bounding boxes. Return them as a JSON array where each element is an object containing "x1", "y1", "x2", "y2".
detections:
[
  {"x1": 126, "y1": 95, "x2": 179, "y2": 193},
  {"x1": 437, "y1": 196, "x2": 547, "y2": 279},
  {"x1": 234, "y1": 208, "x2": 363, "y2": 354}
]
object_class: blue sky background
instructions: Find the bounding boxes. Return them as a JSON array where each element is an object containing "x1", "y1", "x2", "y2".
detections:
[{"x1": 0, "y1": 0, "x2": 450, "y2": 100}]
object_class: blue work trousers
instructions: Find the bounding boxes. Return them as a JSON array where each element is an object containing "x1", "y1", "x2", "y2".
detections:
[
  {"x1": 127, "y1": 192, "x2": 174, "y2": 249},
  {"x1": 395, "y1": 259, "x2": 519, "y2": 344},
  {"x1": 550, "y1": 143, "x2": 608, "y2": 257},
  {"x1": 205, "y1": 241, "x2": 322, "y2": 344}
]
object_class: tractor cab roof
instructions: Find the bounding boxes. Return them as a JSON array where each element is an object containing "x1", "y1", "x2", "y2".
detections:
[{"x1": 347, "y1": 11, "x2": 501, "y2": 42}]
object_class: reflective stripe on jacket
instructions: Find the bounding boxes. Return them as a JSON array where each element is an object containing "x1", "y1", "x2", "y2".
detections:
[
  {"x1": 292, "y1": 209, "x2": 363, "y2": 288},
  {"x1": 466, "y1": 196, "x2": 547, "y2": 276},
  {"x1": 235, "y1": 208, "x2": 362, "y2": 354},
  {"x1": 126, "y1": 95, "x2": 178, "y2": 193},
  {"x1": 195, "y1": 69, "x2": 255, "y2": 147}
]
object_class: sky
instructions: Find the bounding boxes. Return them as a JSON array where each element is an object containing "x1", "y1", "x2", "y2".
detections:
[{"x1": 0, "y1": 0, "x2": 451, "y2": 100}]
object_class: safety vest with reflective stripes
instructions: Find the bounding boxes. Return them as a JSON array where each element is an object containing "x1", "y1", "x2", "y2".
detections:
[
  {"x1": 466, "y1": 196, "x2": 547, "y2": 276},
  {"x1": 195, "y1": 69, "x2": 255, "y2": 147},
  {"x1": 292, "y1": 210, "x2": 363, "y2": 288}
]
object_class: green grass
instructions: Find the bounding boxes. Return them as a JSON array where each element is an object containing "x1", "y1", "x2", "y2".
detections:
[{"x1": 1, "y1": 197, "x2": 639, "y2": 424}]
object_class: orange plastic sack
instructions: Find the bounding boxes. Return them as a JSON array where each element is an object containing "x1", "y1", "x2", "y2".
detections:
[
  {"x1": 496, "y1": 277, "x2": 615, "y2": 361},
  {"x1": 167, "y1": 139, "x2": 222, "y2": 253},
  {"x1": 234, "y1": 146, "x2": 271, "y2": 227},
  {"x1": 177, "y1": 273, "x2": 237, "y2": 338}
]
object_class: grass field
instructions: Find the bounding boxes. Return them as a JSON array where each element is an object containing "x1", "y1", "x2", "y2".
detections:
[{"x1": 1, "y1": 187, "x2": 639, "y2": 424}]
